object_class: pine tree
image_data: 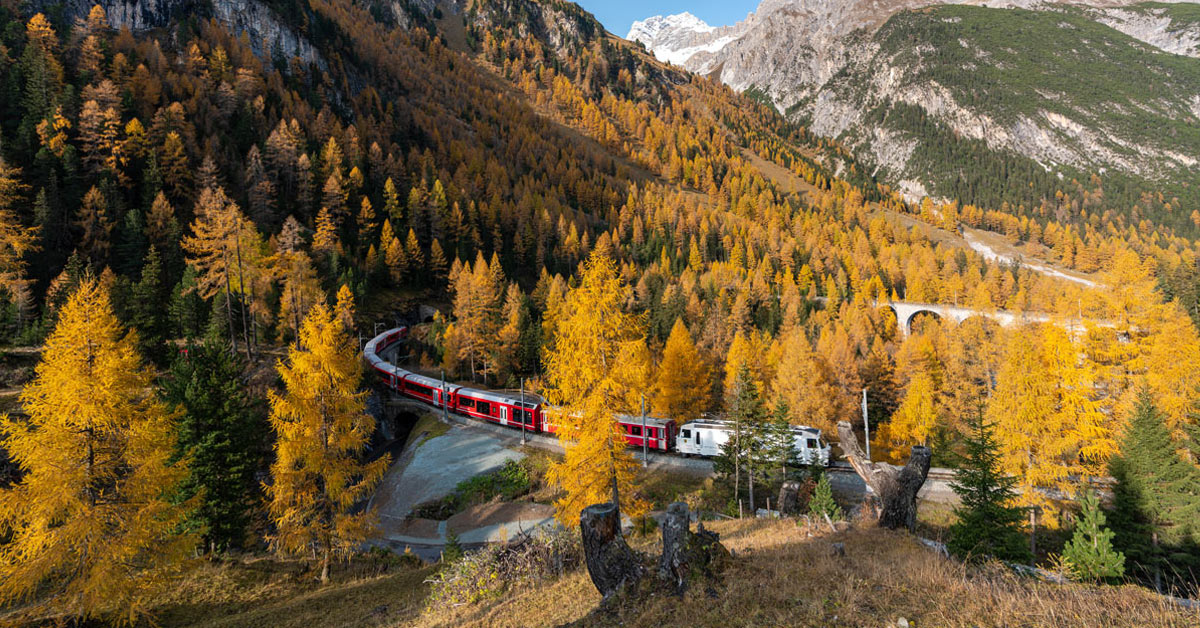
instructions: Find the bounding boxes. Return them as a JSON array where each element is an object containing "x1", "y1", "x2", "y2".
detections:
[
  {"x1": 808, "y1": 472, "x2": 842, "y2": 522},
  {"x1": 947, "y1": 410, "x2": 1031, "y2": 563},
  {"x1": 543, "y1": 252, "x2": 650, "y2": 526},
  {"x1": 165, "y1": 339, "x2": 266, "y2": 552},
  {"x1": 131, "y1": 246, "x2": 168, "y2": 364},
  {"x1": 0, "y1": 279, "x2": 196, "y2": 623},
  {"x1": 1061, "y1": 490, "x2": 1125, "y2": 583},
  {"x1": 267, "y1": 303, "x2": 388, "y2": 583},
  {"x1": 715, "y1": 364, "x2": 768, "y2": 513},
  {"x1": 1108, "y1": 390, "x2": 1200, "y2": 591}
]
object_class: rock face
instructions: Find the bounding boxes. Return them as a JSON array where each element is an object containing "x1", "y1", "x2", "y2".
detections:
[
  {"x1": 29, "y1": 0, "x2": 326, "y2": 69},
  {"x1": 629, "y1": 0, "x2": 1200, "y2": 200}
]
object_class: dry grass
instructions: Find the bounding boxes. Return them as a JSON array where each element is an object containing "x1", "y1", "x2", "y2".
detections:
[
  {"x1": 147, "y1": 554, "x2": 435, "y2": 628},
  {"x1": 407, "y1": 519, "x2": 1199, "y2": 628}
]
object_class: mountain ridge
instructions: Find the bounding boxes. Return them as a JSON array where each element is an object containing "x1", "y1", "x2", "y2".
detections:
[{"x1": 628, "y1": 0, "x2": 1200, "y2": 218}]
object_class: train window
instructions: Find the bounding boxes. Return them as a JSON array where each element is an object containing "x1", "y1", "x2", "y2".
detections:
[
  {"x1": 460, "y1": 398, "x2": 475, "y2": 409},
  {"x1": 631, "y1": 426, "x2": 641, "y2": 436},
  {"x1": 476, "y1": 401, "x2": 491, "y2": 416},
  {"x1": 681, "y1": 429, "x2": 691, "y2": 439},
  {"x1": 806, "y1": 438, "x2": 817, "y2": 449}
]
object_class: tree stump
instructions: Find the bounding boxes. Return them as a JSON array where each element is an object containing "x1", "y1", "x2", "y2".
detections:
[
  {"x1": 580, "y1": 502, "x2": 645, "y2": 598},
  {"x1": 777, "y1": 480, "x2": 802, "y2": 515},
  {"x1": 837, "y1": 421, "x2": 932, "y2": 531},
  {"x1": 658, "y1": 502, "x2": 690, "y2": 592}
]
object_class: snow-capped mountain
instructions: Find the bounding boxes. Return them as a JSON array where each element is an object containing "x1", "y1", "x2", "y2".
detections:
[
  {"x1": 627, "y1": 11, "x2": 740, "y2": 68},
  {"x1": 628, "y1": 0, "x2": 1200, "y2": 202}
]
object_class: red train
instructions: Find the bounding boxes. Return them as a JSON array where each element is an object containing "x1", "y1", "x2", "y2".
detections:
[{"x1": 363, "y1": 327, "x2": 676, "y2": 452}]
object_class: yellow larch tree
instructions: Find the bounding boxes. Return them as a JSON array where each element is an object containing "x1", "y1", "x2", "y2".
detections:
[
  {"x1": 0, "y1": 279, "x2": 196, "y2": 624},
  {"x1": 988, "y1": 324, "x2": 1104, "y2": 524},
  {"x1": 544, "y1": 253, "x2": 650, "y2": 526},
  {"x1": 771, "y1": 328, "x2": 842, "y2": 433},
  {"x1": 0, "y1": 159, "x2": 38, "y2": 315},
  {"x1": 653, "y1": 317, "x2": 708, "y2": 422},
  {"x1": 723, "y1": 329, "x2": 773, "y2": 395},
  {"x1": 335, "y1": 283, "x2": 356, "y2": 330},
  {"x1": 182, "y1": 187, "x2": 263, "y2": 357},
  {"x1": 266, "y1": 302, "x2": 388, "y2": 583},
  {"x1": 887, "y1": 369, "x2": 940, "y2": 448},
  {"x1": 450, "y1": 251, "x2": 503, "y2": 381},
  {"x1": 312, "y1": 206, "x2": 340, "y2": 255}
]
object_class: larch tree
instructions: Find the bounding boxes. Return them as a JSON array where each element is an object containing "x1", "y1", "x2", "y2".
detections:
[
  {"x1": 182, "y1": 187, "x2": 262, "y2": 358},
  {"x1": 76, "y1": 185, "x2": 112, "y2": 265},
  {"x1": 450, "y1": 251, "x2": 503, "y2": 381},
  {"x1": 266, "y1": 302, "x2": 389, "y2": 583},
  {"x1": 771, "y1": 328, "x2": 839, "y2": 433},
  {"x1": 653, "y1": 317, "x2": 708, "y2": 422},
  {"x1": 0, "y1": 159, "x2": 38, "y2": 325},
  {"x1": 543, "y1": 252, "x2": 650, "y2": 526},
  {"x1": 0, "y1": 279, "x2": 196, "y2": 624}
]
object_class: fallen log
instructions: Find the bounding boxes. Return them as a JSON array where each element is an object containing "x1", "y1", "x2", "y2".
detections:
[{"x1": 837, "y1": 421, "x2": 932, "y2": 531}]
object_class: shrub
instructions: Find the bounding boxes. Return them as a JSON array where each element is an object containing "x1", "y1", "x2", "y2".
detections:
[{"x1": 427, "y1": 527, "x2": 582, "y2": 605}]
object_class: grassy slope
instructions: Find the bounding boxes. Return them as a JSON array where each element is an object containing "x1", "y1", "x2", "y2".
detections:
[
  {"x1": 877, "y1": 5, "x2": 1200, "y2": 145},
  {"x1": 411, "y1": 519, "x2": 1196, "y2": 628},
  {"x1": 843, "y1": 4, "x2": 1200, "y2": 232}
]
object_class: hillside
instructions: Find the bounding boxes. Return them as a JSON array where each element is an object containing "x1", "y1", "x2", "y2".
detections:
[
  {"x1": 1, "y1": 0, "x2": 1200, "y2": 624},
  {"x1": 630, "y1": 0, "x2": 1200, "y2": 238},
  {"x1": 141, "y1": 519, "x2": 1199, "y2": 627}
]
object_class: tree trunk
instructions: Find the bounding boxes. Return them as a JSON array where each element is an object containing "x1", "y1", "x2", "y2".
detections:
[
  {"x1": 777, "y1": 480, "x2": 802, "y2": 516},
  {"x1": 580, "y1": 502, "x2": 644, "y2": 598},
  {"x1": 320, "y1": 546, "x2": 330, "y2": 584},
  {"x1": 837, "y1": 421, "x2": 932, "y2": 531},
  {"x1": 748, "y1": 467, "x2": 755, "y2": 515},
  {"x1": 658, "y1": 502, "x2": 690, "y2": 593}
]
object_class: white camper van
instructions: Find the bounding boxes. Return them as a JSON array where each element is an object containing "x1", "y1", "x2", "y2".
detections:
[{"x1": 675, "y1": 419, "x2": 831, "y2": 466}]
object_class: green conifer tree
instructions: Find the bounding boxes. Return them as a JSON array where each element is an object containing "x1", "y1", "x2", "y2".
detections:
[
  {"x1": 947, "y1": 410, "x2": 1030, "y2": 563},
  {"x1": 1109, "y1": 390, "x2": 1200, "y2": 591},
  {"x1": 164, "y1": 339, "x2": 267, "y2": 551},
  {"x1": 131, "y1": 246, "x2": 168, "y2": 364},
  {"x1": 1061, "y1": 490, "x2": 1125, "y2": 583},
  {"x1": 808, "y1": 472, "x2": 842, "y2": 522},
  {"x1": 715, "y1": 364, "x2": 767, "y2": 513}
]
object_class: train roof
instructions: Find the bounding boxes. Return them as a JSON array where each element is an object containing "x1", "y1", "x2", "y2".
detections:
[
  {"x1": 402, "y1": 372, "x2": 450, "y2": 389},
  {"x1": 614, "y1": 414, "x2": 674, "y2": 429},
  {"x1": 680, "y1": 419, "x2": 823, "y2": 435},
  {"x1": 456, "y1": 387, "x2": 541, "y2": 408}
]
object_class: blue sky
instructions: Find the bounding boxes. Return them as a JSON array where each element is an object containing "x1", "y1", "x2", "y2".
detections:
[{"x1": 577, "y1": 1, "x2": 760, "y2": 36}]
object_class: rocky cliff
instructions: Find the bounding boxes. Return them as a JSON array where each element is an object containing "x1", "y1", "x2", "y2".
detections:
[{"x1": 629, "y1": 0, "x2": 1200, "y2": 202}]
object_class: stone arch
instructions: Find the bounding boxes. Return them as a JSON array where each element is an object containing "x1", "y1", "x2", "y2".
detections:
[{"x1": 905, "y1": 309, "x2": 942, "y2": 335}]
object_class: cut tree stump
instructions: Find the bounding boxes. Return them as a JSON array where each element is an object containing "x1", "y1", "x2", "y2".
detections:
[
  {"x1": 580, "y1": 502, "x2": 645, "y2": 598},
  {"x1": 837, "y1": 421, "x2": 932, "y2": 531},
  {"x1": 658, "y1": 502, "x2": 690, "y2": 593},
  {"x1": 777, "y1": 480, "x2": 802, "y2": 515}
]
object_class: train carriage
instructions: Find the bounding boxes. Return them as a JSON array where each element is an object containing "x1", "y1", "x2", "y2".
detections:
[
  {"x1": 363, "y1": 327, "x2": 827, "y2": 464},
  {"x1": 454, "y1": 388, "x2": 542, "y2": 432},
  {"x1": 542, "y1": 410, "x2": 675, "y2": 452},
  {"x1": 675, "y1": 419, "x2": 831, "y2": 466},
  {"x1": 398, "y1": 372, "x2": 457, "y2": 408}
]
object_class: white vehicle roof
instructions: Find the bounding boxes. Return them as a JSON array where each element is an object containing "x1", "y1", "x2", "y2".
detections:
[{"x1": 680, "y1": 419, "x2": 824, "y2": 438}]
